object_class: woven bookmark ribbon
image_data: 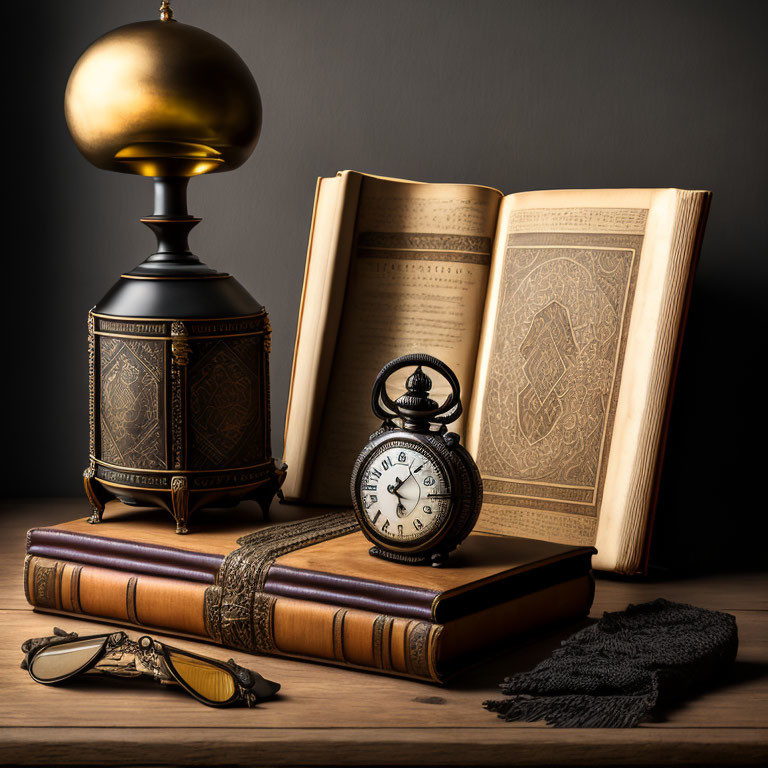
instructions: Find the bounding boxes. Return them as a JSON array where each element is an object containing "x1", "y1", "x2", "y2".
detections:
[
  {"x1": 204, "y1": 511, "x2": 359, "y2": 653},
  {"x1": 485, "y1": 598, "x2": 738, "y2": 728}
]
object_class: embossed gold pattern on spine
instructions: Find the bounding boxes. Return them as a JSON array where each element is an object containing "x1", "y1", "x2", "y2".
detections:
[
  {"x1": 332, "y1": 609, "x2": 348, "y2": 662},
  {"x1": 126, "y1": 576, "x2": 140, "y2": 623},
  {"x1": 70, "y1": 565, "x2": 83, "y2": 614},
  {"x1": 373, "y1": 614, "x2": 394, "y2": 671}
]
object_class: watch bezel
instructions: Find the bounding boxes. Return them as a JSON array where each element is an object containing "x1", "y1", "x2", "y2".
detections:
[{"x1": 351, "y1": 429, "x2": 458, "y2": 554}]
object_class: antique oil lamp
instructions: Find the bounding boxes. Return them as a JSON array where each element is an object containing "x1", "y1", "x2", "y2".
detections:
[{"x1": 67, "y1": 2, "x2": 285, "y2": 533}]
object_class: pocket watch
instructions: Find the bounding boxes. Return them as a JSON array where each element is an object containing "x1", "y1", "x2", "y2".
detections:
[{"x1": 350, "y1": 354, "x2": 483, "y2": 566}]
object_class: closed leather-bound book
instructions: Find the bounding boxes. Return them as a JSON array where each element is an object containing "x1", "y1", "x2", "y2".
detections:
[
  {"x1": 24, "y1": 553, "x2": 594, "y2": 682},
  {"x1": 26, "y1": 503, "x2": 595, "y2": 623},
  {"x1": 24, "y1": 504, "x2": 595, "y2": 680}
]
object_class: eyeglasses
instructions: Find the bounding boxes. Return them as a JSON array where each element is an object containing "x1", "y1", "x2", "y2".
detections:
[{"x1": 21, "y1": 627, "x2": 280, "y2": 708}]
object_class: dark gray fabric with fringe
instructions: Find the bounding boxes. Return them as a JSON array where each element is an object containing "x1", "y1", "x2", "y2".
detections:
[{"x1": 484, "y1": 598, "x2": 738, "y2": 728}]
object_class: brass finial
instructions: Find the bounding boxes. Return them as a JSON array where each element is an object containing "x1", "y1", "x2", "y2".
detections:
[{"x1": 159, "y1": 1, "x2": 174, "y2": 22}]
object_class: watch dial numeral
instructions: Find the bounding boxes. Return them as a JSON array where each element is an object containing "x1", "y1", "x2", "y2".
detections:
[
  {"x1": 413, "y1": 464, "x2": 423, "y2": 474},
  {"x1": 422, "y1": 505, "x2": 432, "y2": 514},
  {"x1": 397, "y1": 524, "x2": 404, "y2": 537},
  {"x1": 362, "y1": 484, "x2": 376, "y2": 491},
  {"x1": 413, "y1": 519, "x2": 424, "y2": 530},
  {"x1": 381, "y1": 457, "x2": 392, "y2": 471},
  {"x1": 382, "y1": 519, "x2": 390, "y2": 533},
  {"x1": 423, "y1": 475, "x2": 435, "y2": 486},
  {"x1": 372, "y1": 510, "x2": 381, "y2": 526},
  {"x1": 398, "y1": 452, "x2": 407, "y2": 463},
  {"x1": 371, "y1": 468, "x2": 382, "y2": 480}
]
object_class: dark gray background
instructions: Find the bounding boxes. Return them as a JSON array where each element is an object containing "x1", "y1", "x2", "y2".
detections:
[{"x1": 7, "y1": 1, "x2": 767, "y2": 569}]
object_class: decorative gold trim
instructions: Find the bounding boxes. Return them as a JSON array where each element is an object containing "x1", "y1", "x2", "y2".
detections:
[
  {"x1": 263, "y1": 313, "x2": 272, "y2": 354},
  {"x1": 170, "y1": 323, "x2": 189, "y2": 469},
  {"x1": 55, "y1": 562, "x2": 65, "y2": 611},
  {"x1": 84, "y1": 460, "x2": 105, "y2": 524},
  {"x1": 70, "y1": 565, "x2": 83, "y2": 614},
  {"x1": 91, "y1": 311, "x2": 266, "y2": 322},
  {"x1": 170, "y1": 321, "x2": 191, "y2": 366},
  {"x1": 203, "y1": 586, "x2": 219, "y2": 641},
  {"x1": 406, "y1": 621, "x2": 432, "y2": 680},
  {"x1": 87, "y1": 312, "x2": 96, "y2": 458},
  {"x1": 95, "y1": 477, "x2": 275, "y2": 493},
  {"x1": 23, "y1": 555, "x2": 32, "y2": 605},
  {"x1": 94, "y1": 330, "x2": 264, "y2": 341},
  {"x1": 126, "y1": 576, "x2": 139, "y2": 623},
  {"x1": 170, "y1": 475, "x2": 189, "y2": 534},
  {"x1": 332, "y1": 609, "x2": 347, "y2": 662},
  {"x1": 90, "y1": 456, "x2": 273, "y2": 475},
  {"x1": 210, "y1": 511, "x2": 359, "y2": 652}
]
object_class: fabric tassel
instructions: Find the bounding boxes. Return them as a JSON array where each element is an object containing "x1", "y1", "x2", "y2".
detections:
[{"x1": 484, "y1": 598, "x2": 738, "y2": 728}]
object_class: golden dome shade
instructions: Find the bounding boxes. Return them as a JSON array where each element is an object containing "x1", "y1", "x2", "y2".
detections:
[{"x1": 64, "y1": 20, "x2": 261, "y2": 177}]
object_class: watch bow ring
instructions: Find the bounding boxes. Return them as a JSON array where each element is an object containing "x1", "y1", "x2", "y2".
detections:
[{"x1": 371, "y1": 353, "x2": 463, "y2": 428}]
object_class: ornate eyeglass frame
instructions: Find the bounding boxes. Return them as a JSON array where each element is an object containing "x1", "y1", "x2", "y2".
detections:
[{"x1": 22, "y1": 627, "x2": 280, "y2": 708}]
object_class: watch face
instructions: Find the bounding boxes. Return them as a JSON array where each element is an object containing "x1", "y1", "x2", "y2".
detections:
[{"x1": 357, "y1": 439, "x2": 452, "y2": 546}]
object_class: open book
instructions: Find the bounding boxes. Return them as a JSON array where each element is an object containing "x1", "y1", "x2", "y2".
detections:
[{"x1": 282, "y1": 171, "x2": 710, "y2": 574}]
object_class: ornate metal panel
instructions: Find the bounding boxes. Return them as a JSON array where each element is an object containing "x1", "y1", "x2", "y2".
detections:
[
  {"x1": 99, "y1": 336, "x2": 166, "y2": 470},
  {"x1": 188, "y1": 335, "x2": 265, "y2": 470}
]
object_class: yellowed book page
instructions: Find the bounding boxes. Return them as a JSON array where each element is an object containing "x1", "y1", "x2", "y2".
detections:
[
  {"x1": 282, "y1": 173, "x2": 363, "y2": 501},
  {"x1": 305, "y1": 175, "x2": 502, "y2": 504},
  {"x1": 466, "y1": 188, "x2": 708, "y2": 573}
]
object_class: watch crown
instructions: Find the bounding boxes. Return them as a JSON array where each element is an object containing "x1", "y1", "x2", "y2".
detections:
[{"x1": 395, "y1": 366, "x2": 439, "y2": 416}]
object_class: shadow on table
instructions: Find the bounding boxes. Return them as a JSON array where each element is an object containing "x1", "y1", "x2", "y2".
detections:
[{"x1": 447, "y1": 617, "x2": 594, "y2": 692}]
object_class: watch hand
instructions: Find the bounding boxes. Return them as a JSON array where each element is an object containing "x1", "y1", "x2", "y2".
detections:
[
  {"x1": 392, "y1": 475, "x2": 410, "y2": 494},
  {"x1": 386, "y1": 477, "x2": 404, "y2": 496}
]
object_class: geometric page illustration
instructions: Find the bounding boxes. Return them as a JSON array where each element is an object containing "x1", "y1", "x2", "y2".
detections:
[{"x1": 476, "y1": 224, "x2": 646, "y2": 543}]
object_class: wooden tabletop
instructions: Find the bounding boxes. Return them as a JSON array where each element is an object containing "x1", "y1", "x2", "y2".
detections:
[{"x1": 1, "y1": 499, "x2": 766, "y2": 766}]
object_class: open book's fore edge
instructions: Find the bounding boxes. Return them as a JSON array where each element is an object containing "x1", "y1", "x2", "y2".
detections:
[
  {"x1": 25, "y1": 554, "x2": 594, "y2": 683},
  {"x1": 282, "y1": 175, "x2": 333, "y2": 499},
  {"x1": 284, "y1": 171, "x2": 364, "y2": 502},
  {"x1": 303, "y1": 172, "x2": 364, "y2": 502},
  {"x1": 637, "y1": 191, "x2": 712, "y2": 575},
  {"x1": 283, "y1": 175, "x2": 323, "y2": 460},
  {"x1": 615, "y1": 191, "x2": 711, "y2": 575}
]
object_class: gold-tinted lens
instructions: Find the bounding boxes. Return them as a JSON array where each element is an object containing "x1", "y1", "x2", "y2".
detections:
[
  {"x1": 29, "y1": 637, "x2": 106, "y2": 682},
  {"x1": 167, "y1": 651, "x2": 236, "y2": 703}
]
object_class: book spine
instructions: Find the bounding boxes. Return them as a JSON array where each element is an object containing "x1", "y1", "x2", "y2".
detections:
[
  {"x1": 23, "y1": 554, "x2": 442, "y2": 682},
  {"x1": 24, "y1": 555, "x2": 593, "y2": 683}
]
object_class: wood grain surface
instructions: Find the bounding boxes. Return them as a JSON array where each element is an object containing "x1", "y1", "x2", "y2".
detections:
[{"x1": 1, "y1": 499, "x2": 766, "y2": 766}]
